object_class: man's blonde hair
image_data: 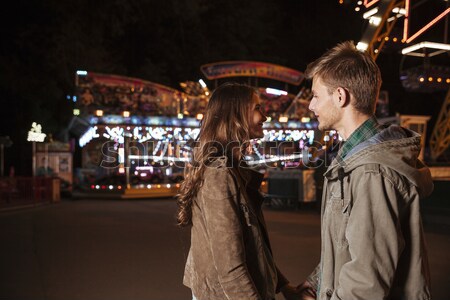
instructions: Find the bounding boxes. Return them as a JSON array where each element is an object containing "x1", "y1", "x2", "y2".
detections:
[{"x1": 305, "y1": 41, "x2": 382, "y2": 115}]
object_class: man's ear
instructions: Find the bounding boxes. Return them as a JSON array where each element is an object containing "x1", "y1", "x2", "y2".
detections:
[{"x1": 334, "y1": 87, "x2": 350, "y2": 108}]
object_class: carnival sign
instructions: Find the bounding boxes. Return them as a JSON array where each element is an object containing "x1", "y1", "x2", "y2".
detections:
[
  {"x1": 27, "y1": 122, "x2": 47, "y2": 142},
  {"x1": 200, "y1": 61, "x2": 304, "y2": 85},
  {"x1": 76, "y1": 72, "x2": 183, "y2": 116}
]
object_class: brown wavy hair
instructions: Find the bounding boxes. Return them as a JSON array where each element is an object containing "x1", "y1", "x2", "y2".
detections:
[{"x1": 176, "y1": 83, "x2": 255, "y2": 226}]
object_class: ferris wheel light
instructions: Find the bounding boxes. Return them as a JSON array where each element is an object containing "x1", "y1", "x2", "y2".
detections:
[
  {"x1": 401, "y1": 42, "x2": 450, "y2": 56},
  {"x1": 356, "y1": 42, "x2": 369, "y2": 51}
]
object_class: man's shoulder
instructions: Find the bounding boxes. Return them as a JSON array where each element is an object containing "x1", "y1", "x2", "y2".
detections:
[
  {"x1": 350, "y1": 161, "x2": 404, "y2": 177},
  {"x1": 349, "y1": 162, "x2": 410, "y2": 194}
]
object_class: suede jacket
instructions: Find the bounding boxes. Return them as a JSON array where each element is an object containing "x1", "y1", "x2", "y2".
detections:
[
  {"x1": 183, "y1": 158, "x2": 288, "y2": 300},
  {"x1": 308, "y1": 125, "x2": 433, "y2": 300}
]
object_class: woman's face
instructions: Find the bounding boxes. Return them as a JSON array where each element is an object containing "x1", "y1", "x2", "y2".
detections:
[{"x1": 248, "y1": 93, "x2": 267, "y2": 139}]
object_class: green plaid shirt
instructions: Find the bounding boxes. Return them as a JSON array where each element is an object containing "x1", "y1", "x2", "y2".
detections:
[{"x1": 336, "y1": 116, "x2": 381, "y2": 162}]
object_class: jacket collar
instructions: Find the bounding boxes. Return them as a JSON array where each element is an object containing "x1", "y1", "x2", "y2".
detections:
[
  {"x1": 324, "y1": 126, "x2": 422, "y2": 181},
  {"x1": 238, "y1": 163, "x2": 264, "y2": 190}
]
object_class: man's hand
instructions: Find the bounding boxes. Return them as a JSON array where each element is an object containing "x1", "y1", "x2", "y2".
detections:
[
  {"x1": 280, "y1": 283, "x2": 300, "y2": 300},
  {"x1": 296, "y1": 281, "x2": 317, "y2": 300}
]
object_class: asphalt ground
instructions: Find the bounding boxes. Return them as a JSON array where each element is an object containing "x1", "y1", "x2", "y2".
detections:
[{"x1": 0, "y1": 199, "x2": 449, "y2": 300}]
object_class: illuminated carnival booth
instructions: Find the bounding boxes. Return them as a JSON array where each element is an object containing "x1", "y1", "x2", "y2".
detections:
[
  {"x1": 74, "y1": 71, "x2": 205, "y2": 198},
  {"x1": 73, "y1": 63, "x2": 329, "y2": 200}
]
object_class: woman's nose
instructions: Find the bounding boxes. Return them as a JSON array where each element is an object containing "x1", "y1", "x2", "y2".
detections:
[{"x1": 261, "y1": 113, "x2": 268, "y2": 123}]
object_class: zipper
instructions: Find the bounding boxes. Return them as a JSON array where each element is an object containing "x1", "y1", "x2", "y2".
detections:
[
  {"x1": 338, "y1": 167, "x2": 345, "y2": 207},
  {"x1": 240, "y1": 203, "x2": 252, "y2": 227}
]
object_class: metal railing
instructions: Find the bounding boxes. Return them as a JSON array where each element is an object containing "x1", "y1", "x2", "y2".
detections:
[{"x1": 0, "y1": 177, "x2": 60, "y2": 207}]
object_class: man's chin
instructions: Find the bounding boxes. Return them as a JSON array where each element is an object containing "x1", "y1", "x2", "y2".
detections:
[{"x1": 318, "y1": 123, "x2": 331, "y2": 131}]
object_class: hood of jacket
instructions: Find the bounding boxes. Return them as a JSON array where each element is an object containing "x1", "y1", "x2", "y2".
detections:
[{"x1": 325, "y1": 124, "x2": 433, "y2": 199}]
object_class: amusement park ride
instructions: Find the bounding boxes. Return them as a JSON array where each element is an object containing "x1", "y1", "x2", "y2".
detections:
[
  {"x1": 72, "y1": 63, "x2": 317, "y2": 197},
  {"x1": 70, "y1": 0, "x2": 450, "y2": 197}
]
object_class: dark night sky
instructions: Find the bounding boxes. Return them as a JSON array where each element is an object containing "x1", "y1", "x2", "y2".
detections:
[{"x1": 0, "y1": 0, "x2": 449, "y2": 174}]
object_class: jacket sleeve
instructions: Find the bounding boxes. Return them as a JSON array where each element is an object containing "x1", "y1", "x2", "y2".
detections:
[
  {"x1": 306, "y1": 263, "x2": 320, "y2": 291},
  {"x1": 275, "y1": 266, "x2": 289, "y2": 293},
  {"x1": 201, "y1": 169, "x2": 261, "y2": 300},
  {"x1": 333, "y1": 167, "x2": 405, "y2": 300}
]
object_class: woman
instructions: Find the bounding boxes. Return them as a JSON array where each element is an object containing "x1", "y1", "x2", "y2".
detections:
[{"x1": 177, "y1": 83, "x2": 298, "y2": 300}]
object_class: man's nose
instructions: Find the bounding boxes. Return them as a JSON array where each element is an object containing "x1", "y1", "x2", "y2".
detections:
[{"x1": 308, "y1": 100, "x2": 315, "y2": 112}]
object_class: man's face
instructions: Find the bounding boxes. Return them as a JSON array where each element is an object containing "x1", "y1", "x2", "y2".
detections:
[
  {"x1": 309, "y1": 77, "x2": 341, "y2": 131},
  {"x1": 248, "y1": 93, "x2": 267, "y2": 139}
]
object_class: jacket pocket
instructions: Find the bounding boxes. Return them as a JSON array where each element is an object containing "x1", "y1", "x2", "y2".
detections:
[{"x1": 329, "y1": 196, "x2": 351, "y2": 248}]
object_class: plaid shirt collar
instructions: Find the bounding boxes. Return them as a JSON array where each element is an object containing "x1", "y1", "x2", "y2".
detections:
[{"x1": 336, "y1": 116, "x2": 381, "y2": 162}]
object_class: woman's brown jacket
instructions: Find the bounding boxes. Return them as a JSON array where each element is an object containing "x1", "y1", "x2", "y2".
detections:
[{"x1": 183, "y1": 158, "x2": 288, "y2": 300}]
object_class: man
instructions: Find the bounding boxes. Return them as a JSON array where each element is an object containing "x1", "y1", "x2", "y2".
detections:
[{"x1": 298, "y1": 41, "x2": 433, "y2": 300}]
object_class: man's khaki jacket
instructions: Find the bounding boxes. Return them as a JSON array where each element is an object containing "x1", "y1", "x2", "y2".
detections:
[{"x1": 308, "y1": 126, "x2": 433, "y2": 300}]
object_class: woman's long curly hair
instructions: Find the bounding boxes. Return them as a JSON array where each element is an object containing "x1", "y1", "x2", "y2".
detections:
[{"x1": 176, "y1": 83, "x2": 255, "y2": 226}]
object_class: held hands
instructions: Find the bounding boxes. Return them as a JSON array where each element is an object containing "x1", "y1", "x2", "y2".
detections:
[
  {"x1": 280, "y1": 281, "x2": 317, "y2": 300},
  {"x1": 280, "y1": 284, "x2": 300, "y2": 300},
  {"x1": 296, "y1": 280, "x2": 317, "y2": 300}
]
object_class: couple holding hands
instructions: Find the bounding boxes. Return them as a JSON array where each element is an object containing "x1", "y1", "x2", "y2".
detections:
[{"x1": 177, "y1": 41, "x2": 433, "y2": 300}]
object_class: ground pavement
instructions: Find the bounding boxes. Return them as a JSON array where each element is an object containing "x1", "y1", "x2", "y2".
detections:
[{"x1": 0, "y1": 199, "x2": 449, "y2": 300}]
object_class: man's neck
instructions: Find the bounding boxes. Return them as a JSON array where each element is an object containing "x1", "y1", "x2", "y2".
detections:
[{"x1": 337, "y1": 113, "x2": 372, "y2": 140}]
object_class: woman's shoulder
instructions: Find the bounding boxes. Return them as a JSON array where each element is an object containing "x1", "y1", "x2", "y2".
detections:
[
  {"x1": 205, "y1": 156, "x2": 228, "y2": 168},
  {"x1": 202, "y1": 158, "x2": 239, "y2": 196},
  {"x1": 203, "y1": 159, "x2": 233, "y2": 180},
  {"x1": 203, "y1": 156, "x2": 235, "y2": 175}
]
